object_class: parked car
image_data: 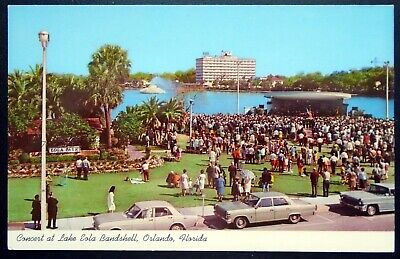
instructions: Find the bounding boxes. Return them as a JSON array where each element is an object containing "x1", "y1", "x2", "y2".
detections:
[
  {"x1": 214, "y1": 192, "x2": 317, "y2": 229},
  {"x1": 93, "y1": 200, "x2": 202, "y2": 230},
  {"x1": 340, "y1": 183, "x2": 395, "y2": 216}
]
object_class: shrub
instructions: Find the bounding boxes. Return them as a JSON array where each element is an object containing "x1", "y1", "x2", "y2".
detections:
[
  {"x1": 100, "y1": 150, "x2": 110, "y2": 160},
  {"x1": 30, "y1": 154, "x2": 76, "y2": 163},
  {"x1": 109, "y1": 155, "x2": 118, "y2": 161},
  {"x1": 9, "y1": 159, "x2": 20, "y2": 165},
  {"x1": 18, "y1": 152, "x2": 30, "y2": 163}
]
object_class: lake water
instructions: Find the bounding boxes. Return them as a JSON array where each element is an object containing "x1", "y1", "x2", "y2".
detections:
[{"x1": 113, "y1": 77, "x2": 394, "y2": 119}]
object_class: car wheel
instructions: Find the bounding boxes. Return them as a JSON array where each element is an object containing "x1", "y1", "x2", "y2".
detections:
[
  {"x1": 110, "y1": 227, "x2": 121, "y2": 230},
  {"x1": 366, "y1": 205, "x2": 378, "y2": 216},
  {"x1": 234, "y1": 217, "x2": 248, "y2": 229},
  {"x1": 288, "y1": 214, "x2": 301, "y2": 224},
  {"x1": 170, "y1": 224, "x2": 185, "y2": 230}
]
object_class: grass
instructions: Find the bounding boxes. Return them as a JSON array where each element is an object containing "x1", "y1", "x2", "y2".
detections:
[{"x1": 8, "y1": 135, "x2": 395, "y2": 222}]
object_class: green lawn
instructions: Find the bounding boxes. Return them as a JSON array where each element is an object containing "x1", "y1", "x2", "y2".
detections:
[{"x1": 8, "y1": 138, "x2": 395, "y2": 222}]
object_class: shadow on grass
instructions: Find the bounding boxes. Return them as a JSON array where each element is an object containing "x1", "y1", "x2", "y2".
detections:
[
  {"x1": 157, "y1": 184, "x2": 179, "y2": 189},
  {"x1": 196, "y1": 163, "x2": 209, "y2": 166},
  {"x1": 24, "y1": 198, "x2": 34, "y2": 202},
  {"x1": 160, "y1": 193, "x2": 181, "y2": 198}
]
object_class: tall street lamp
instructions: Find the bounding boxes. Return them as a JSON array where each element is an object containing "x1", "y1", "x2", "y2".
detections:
[
  {"x1": 39, "y1": 31, "x2": 49, "y2": 230},
  {"x1": 371, "y1": 58, "x2": 390, "y2": 120},
  {"x1": 189, "y1": 99, "x2": 194, "y2": 140},
  {"x1": 384, "y1": 61, "x2": 390, "y2": 119},
  {"x1": 236, "y1": 60, "x2": 243, "y2": 115}
]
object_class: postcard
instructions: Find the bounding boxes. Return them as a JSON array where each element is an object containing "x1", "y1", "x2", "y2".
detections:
[{"x1": 7, "y1": 4, "x2": 395, "y2": 252}]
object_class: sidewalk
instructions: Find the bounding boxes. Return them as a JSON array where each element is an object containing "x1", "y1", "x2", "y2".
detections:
[{"x1": 11, "y1": 195, "x2": 340, "y2": 231}]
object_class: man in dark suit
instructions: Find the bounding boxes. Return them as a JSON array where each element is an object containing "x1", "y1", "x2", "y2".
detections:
[
  {"x1": 310, "y1": 168, "x2": 319, "y2": 197},
  {"x1": 228, "y1": 162, "x2": 237, "y2": 187},
  {"x1": 261, "y1": 167, "x2": 272, "y2": 192},
  {"x1": 47, "y1": 192, "x2": 58, "y2": 229}
]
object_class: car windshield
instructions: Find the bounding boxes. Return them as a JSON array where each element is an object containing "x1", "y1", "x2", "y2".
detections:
[
  {"x1": 243, "y1": 194, "x2": 260, "y2": 207},
  {"x1": 366, "y1": 185, "x2": 390, "y2": 195},
  {"x1": 125, "y1": 204, "x2": 141, "y2": 218}
]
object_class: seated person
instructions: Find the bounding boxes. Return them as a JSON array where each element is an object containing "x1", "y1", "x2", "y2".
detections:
[
  {"x1": 172, "y1": 172, "x2": 181, "y2": 188},
  {"x1": 166, "y1": 171, "x2": 175, "y2": 187}
]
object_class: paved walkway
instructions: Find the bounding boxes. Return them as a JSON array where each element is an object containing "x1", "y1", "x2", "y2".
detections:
[
  {"x1": 10, "y1": 195, "x2": 340, "y2": 231},
  {"x1": 126, "y1": 145, "x2": 145, "y2": 161}
]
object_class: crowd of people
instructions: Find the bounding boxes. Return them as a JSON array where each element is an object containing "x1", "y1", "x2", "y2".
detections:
[
  {"x1": 184, "y1": 114, "x2": 394, "y2": 196},
  {"x1": 31, "y1": 113, "x2": 393, "y2": 229}
]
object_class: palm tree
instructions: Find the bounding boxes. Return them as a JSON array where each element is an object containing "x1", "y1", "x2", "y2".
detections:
[
  {"x1": 8, "y1": 70, "x2": 30, "y2": 108},
  {"x1": 160, "y1": 98, "x2": 184, "y2": 131},
  {"x1": 88, "y1": 44, "x2": 131, "y2": 148},
  {"x1": 47, "y1": 74, "x2": 66, "y2": 119},
  {"x1": 139, "y1": 96, "x2": 165, "y2": 130}
]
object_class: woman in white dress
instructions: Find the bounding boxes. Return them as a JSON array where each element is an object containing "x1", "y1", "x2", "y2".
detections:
[
  {"x1": 197, "y1": 169, "x2": 206, "y2": 195},
  {"x1": 107, "y1": 186, "x2": 116, "y2": 213},
  {"x1": 180, "y1": 169, "x2": 189, "y2": 196},
  {"x1": 243, "y1": 176, "x2": 252, "y2": 196}
]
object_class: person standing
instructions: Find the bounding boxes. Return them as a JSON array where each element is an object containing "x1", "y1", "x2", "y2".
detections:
[
  {"x1": 228, "y1": 162, "x2": 237, "y2": 187},
  {"x1": 261, "y1": 168, "x2": 272, "y2": 192},
  {"x1": 317, "y1": 156, "x2": 323, "y2": 173},
  {"x1": 212, "y1": 164, "x2": 221, "y2": 188},
  {"x1": 46, "y1": 192, "x2": 58, "y2": 229},
  {"x1": 141, "y1": 160, "x2": 150, "y2": 182},
  {"x1": 75, "y1": 157, "x2": 83, "y2": 179},
  {"x1": 330, "y1": 154, "x2": 338, "y2": 175},
  {"x1": 31, "y1": 194, "x2": 41, "y2": 230},
  {"x1": 82, "y1": 157, "x2": 90, "y2": 180},
  {"x1": 215, "y1": 173, "x2": 225, "y2": 202},
  {"x1": 310, "y1": 168, "x2": 319, "y2": 197},
  {"x1": 243, "y1": 175, "x2": 252, "y2": 197},
  {"x1": 206, "y1": 163, "x2": 214, "y2": 188},
  {"x1": 372, "y1": 164, "x2": 381, "y2": 183},
  {"x1": 197, "y1": 170, "x2": 206, "y2": 196},
  {"x1": 107, "y1": 186, "x2": 116, "y2": 213},
  {"x1": 349, "y1": 169, "x2": 357, "y2": 190},
  {"x1": 209, "y1": 148, "x2": 216, "y2": 164},
  {"x1": 321, "y1": 168, "x2": 330, "y2": 197},
  {"x1": 317, "y1": 137, "x2": 323, "y2": 153},
  {"x1": 180, "y1": 169, "x2": 189, "y2": 196},
  {"x1": 358, "y1": 167, "x2": 368, "y2": 190},
  {"x1": 231, "y1": 178, "x2": 241, "y2": 201},
  {"x1": 232, "y1": 146, "x2": 241, "y2": 168}
]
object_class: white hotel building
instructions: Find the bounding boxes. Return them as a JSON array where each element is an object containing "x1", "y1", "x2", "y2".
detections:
[{"x1": 195, "y1": 51, "x2": 256, "y2": 84}]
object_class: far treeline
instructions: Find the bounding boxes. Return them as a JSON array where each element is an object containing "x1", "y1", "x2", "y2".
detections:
[
  {"x1": 132, "y1": 66, "x2": 394, "y2": 96},
  {"x1": 130, "y1": 68, "x2": 195, "y2": 84}
]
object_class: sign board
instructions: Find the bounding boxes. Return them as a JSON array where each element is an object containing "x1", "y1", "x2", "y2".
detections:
[{"x1": 49, "y1": 146, "x2": 81, "y2": 154}]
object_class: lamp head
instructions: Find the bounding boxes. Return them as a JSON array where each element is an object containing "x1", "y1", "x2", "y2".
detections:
[{"x1": 38, "y1": 31, "x2": 50, "y2": 48}]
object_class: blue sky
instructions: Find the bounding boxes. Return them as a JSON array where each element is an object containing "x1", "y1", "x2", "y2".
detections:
[{"x1": 8, "y1": 5, "x2": 394, "y2": 77}]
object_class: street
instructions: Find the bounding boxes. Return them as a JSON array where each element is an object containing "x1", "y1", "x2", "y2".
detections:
[{"x1": 202, "y1": 205, "x2": 394, "y2": 231}]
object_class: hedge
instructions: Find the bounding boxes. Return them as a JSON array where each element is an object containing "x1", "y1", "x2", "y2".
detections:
[{"x1": 28, "y1": 154, "x2": 101, "y2": 164}]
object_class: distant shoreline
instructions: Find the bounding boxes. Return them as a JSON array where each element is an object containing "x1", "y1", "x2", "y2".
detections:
[{"x1": 123, "y1": 85, "x2": 392, "y2": 98}]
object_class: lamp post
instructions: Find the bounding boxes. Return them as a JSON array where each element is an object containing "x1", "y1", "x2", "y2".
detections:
[
  {"x1": 236, "y1": 60, "x2": 242, "y2": 115},
  {"x1": 189, "y1": 99, "x2": 194, "y2": 140},
  {"x1": 371, "y1": 58, "x2": 390, "y2": 120},
  {"x1": 38, "y1": 31, "x2": 49, "y2": 230},
  {"x1": 384, "y1": 61, "x2": 389, "y2": 119}
]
